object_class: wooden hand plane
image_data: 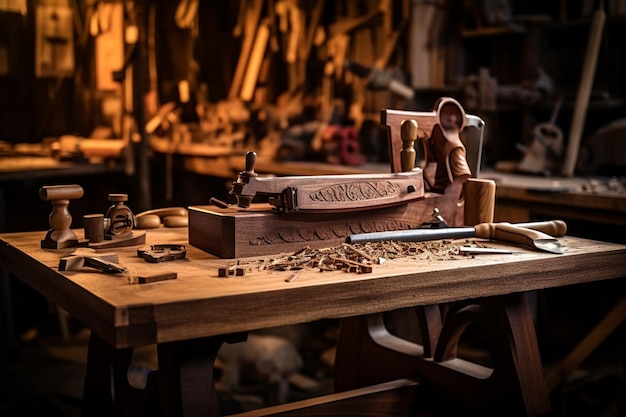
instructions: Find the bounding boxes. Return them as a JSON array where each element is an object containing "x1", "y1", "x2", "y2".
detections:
[{"x1": 229, "y1": 151, "x2": 425, "y2": 213}]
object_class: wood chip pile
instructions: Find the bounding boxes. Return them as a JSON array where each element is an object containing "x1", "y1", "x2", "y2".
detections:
[{"x1": 237, "y1": 240, "x2": 467, "y2": 275}]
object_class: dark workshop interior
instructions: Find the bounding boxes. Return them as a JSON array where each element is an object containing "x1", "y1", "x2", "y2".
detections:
[{"x1": 1, "y1": 0, "x2": 625, "y2": 416}]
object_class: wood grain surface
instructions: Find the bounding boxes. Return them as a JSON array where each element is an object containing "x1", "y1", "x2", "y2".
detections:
[{"x1": 1, "y1": 227, "x2": 625, "y2": 349}]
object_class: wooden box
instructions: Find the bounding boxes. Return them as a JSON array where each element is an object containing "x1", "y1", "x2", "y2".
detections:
[{"x1": 188, "y1": 196, "x2": 458, "y2": 259}]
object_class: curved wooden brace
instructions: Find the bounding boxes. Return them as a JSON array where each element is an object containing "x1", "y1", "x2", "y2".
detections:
[{"x1": 334, "y1": 293, "x2": 550, "y2": 416}]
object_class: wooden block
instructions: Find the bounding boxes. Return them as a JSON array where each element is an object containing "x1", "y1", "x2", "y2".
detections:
[
  {"x1": 188, "y1": 196, "x2": 460, "y2": 259},
  {"x1": 88, "y1": 230, "x2": 146, "y2": 249},
  {"x1": 137, "y1": 272, "x2": 177, "y2": 284}
]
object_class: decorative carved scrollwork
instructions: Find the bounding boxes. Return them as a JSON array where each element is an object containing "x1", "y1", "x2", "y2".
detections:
[
  {"x1": 308, "y1": 181, "x2": 401, "y2": 203},
  {"x1": 249, "y1": 220, "x2": 410, "y2": 246}
]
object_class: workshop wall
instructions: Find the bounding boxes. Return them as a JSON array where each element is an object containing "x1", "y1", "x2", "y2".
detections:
[{"x1": 1, "y1": 1, "x2": 625, "y2": 187}]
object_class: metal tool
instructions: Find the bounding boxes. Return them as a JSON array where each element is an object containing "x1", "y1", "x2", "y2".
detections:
[
  {"x1": 229, "y1": 151, "x2": 424, "y2": 212},
  {"x1": 346, "y1": 220, "x2": 567, "y2": 254},
  {"x1": 344, "y1": 60, "x2": 415, "y2": 100},
  {"x1": 459, "y1": 245, "x2": 513, "y2": 255},
  {"x1": 59, "y1": 252, "x2": 126, "y2": 273},
  {"x1": 137, "y1": 244, "x2": 187, "y2": 263},
  {"x1": 105, "y1": 194, "x2": 136, "y2": 237}
]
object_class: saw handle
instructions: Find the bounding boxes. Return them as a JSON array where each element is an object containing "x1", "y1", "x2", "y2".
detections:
[{"x1": 474, "y1": 222, "x2": 557, "y2": 248}]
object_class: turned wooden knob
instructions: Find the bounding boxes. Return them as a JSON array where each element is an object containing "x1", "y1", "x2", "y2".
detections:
[
  {"x1": 400, "y1": 119, "x2": 418, "y2": 172},
  {"x1": 244, "y1": 151, "x2": 258, "y2": 176},
  {"x1": 39, "y1": 184, "x2": 84, "y2": 249}
]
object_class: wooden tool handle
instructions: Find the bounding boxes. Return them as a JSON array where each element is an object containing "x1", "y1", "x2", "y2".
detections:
[
  {"x1": 400, "y1": 119, "x2": 418, "y2": 172},
  {"x1": 475, "y1": 220, "x2": 566, "y2": 239},
  {"x1": 515, "y1": 220, "x2": 567, "y2": 237},
  {"x1": 244, "y1": 151, "x2": 257, "y2": 174},
  {"x1": 39, "y1": 184, "x2": 84, "y2": 201},
  {"x1": 474, "y1": 222, "x2": 552, "y2": 247}
]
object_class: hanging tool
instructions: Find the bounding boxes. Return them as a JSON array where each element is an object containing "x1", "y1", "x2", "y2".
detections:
[
  {"x1": 517, "y1": 96, "x2": 564, "y2": 175},
  {"x1": 344, "y1": 60, "x2": 415, "y2": 100},
  {"x1": 346, "y1": 220, "x2": 567, "y2": 254}
]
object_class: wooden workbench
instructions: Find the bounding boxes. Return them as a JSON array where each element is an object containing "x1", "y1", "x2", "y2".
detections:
[
  {"x1": 483, "y1": 171, "x2": 626, "y2": 229},
  {"x1": 1, "y1": 227, "x2": 625, "y2": 416}
]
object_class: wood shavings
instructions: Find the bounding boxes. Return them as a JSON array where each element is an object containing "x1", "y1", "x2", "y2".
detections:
[{"x1": 238, "y1": 240, "x2": 466, "y2": 276}]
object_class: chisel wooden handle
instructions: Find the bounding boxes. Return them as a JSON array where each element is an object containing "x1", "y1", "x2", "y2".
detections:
[
  {"x1": 514, "y1": 220, "x2": 567, "y2": 237},
  {"x1": 346, "y1": 220, "x2": 567, "y2": 244},
  {"x1": 473, "y1": 222, "x2": 566, "y2": 253},
  {"x1": 474, "y1": 222, "x2": 554, "y2": 245}
]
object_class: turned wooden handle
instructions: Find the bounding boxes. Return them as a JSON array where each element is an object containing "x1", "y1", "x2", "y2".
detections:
[
  {"x1": 474, "y1": 220, "x2": 567, "y2": 240},
  {"x1": 515, "y1": 220, "x2": 567, "y2": 237},
  {"x1": 39, "y1": 184, "x2": 84, "y2": 201},
  {"x1": 474, "y1": 222, "x2": 553, "y2": 245},
  {"x1": 400, "y1": 119, "x2": 418, "y2": 172},
  {"x1": 244, "y1": 151, "x2": 257, "y2": 174}
]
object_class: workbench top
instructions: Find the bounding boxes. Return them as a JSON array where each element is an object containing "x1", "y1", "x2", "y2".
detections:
[
  {"x1": 1, "y1": 227, "x2": 625, "y2": 349},
  {"x1": 0, "y1": 156, "x2": 123, "y2": 181}
]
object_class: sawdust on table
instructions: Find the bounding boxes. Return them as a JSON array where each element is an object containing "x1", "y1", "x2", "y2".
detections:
[{"x1": 231, "y1": 240, "x2": 478, "y2": 275}]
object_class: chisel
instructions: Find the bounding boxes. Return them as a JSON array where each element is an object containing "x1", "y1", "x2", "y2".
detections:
[{"x1": 346, "y1": 220, "x2": 567, "y2": 254}]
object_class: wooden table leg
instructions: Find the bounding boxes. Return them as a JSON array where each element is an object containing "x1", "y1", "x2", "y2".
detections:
[
  {"x1": 335, "y1": 293, "x2": 551, "y2": 416},
  {"x1": 155, "y1": 333, "x2": 245, "y2": 417},
  {"x1": 82, "y1": 332, "x2": 247, "y2": 417},
  {"x1": 82, "y1": 332, "x2": 136, "y2": 416},
  {"x1": 0, "y1": 268, "x2": 19, "y2": 357}
]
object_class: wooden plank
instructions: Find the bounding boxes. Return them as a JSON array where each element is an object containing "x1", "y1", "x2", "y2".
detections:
[
  {"x1": 561, "y1": 8, "x2": 605, "y2": 177},
  {"x1": 228, "y1": 0, "x2": 265, "y2": 99},
  {"x1": 231, "y1": 379, "x2": 421, "y2": 416}
]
